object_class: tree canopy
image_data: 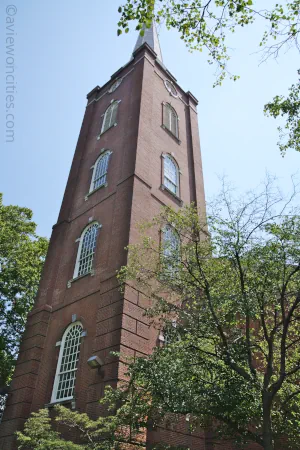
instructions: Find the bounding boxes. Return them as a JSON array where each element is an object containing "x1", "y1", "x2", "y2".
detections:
[
  {"x1": 18, "y1": 178, "x2": 300, "y2": 450},
  {"x1": 116, "y1": 177, "x2": 300, "y2": 449},
  {"x1": 0, "y1": 194, "x2": 48, "y2": 409},
  {"x1": 117, "y1": 0, "x2": 300, "y2": 153}
]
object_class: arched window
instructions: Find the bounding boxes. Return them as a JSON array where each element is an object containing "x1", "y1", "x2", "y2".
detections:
[
  {"x1": 162, "y1": 225, "x2": 180, "y2": 272},
  {"x1": 90, "y1": 151, "x2": 111, "y2": 192},
  {"x1": 163, "y1": 103, "x2": 179, "y2": 138},
  {"x1": 163, "y1": 155, "x2": 179, "y2": 196},
  {"x1": 74, "y1": 223, "x2": 99, "y2": 278},
  {"x1": 101, "y1": 101, "x2": 119, "y2": 134},
  {"x1": 51, "y1": 322, "x2": 83, "y2": 402},
  {"x1": 162, "y1": 320, "x2": 181, "y2": 345}
]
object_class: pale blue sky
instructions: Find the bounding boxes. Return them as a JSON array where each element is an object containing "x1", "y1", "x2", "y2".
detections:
[{"x1": 1, "y1": 0, "x2": 299, "y2": 238}]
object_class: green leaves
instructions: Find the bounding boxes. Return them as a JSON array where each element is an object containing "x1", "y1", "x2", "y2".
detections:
[
  {"x1": 17, "y1": 397, "x2": 147, "y2": 449},
  {"x1": 0, "y1": 193, "x2": 48, "y2": 408},
  {"x1": 264, "y1": 70, "x2": 300, "y2": 155},
  {"x1": 118, "y1": 178, "x2": 300, "y2": 448},
  {"x1": 117, "y1": 0, "x2": 300, "y2": 86},
  {"x1": 17, "y1": 409, "x2": 83, "y2": 449},
  {"x1": 17, "y1": 180, "x2": 300, "y2": 448}
]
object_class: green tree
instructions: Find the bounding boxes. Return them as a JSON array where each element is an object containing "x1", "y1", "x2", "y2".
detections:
[
  {"x1": 117, "y1": 0, "x2": 300, "y2": 153},
  {"x1": 19, "y1": 179, "x2": 300, "y2": 450},
  {"x1": 17, "y1": 394, "x2": 147, "y2": 449},
  {"x1": 265, "y1": 70, "x2": 300, "y2": 154},
  {"x1": 116, "y1": 177, "x2": 300, "y2": 450},
  {"x1": 0, "y1": 194, "x2": 48, "y2": 410}
]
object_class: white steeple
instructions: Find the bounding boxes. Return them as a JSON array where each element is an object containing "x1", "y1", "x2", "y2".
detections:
[{"x1": 133, "y1": 21, "x2": 163, "y2": 62}]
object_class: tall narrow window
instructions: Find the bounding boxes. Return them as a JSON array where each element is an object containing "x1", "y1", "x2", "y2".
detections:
[
  {"x1": 90, "y1": 151, "x2": 111, "y2": 192},
  {"x1": 164, "y1": 155, "x2": 179, "y2": 196},
  {"x1": 74, "y1": 223, "x2": 99, "y2": 278},
  {"x1": 163, "y1": 103, "x2": 179, "y2": 138},
  {"x1": 162, "y1": 225, "x2": 180, "y2": 274},
  {"x1": 101, "y1": 101, "x2": 119, "y2": 134},
  {"x1": 51, "y1": 322, "x2": 83, "y2": 402}
]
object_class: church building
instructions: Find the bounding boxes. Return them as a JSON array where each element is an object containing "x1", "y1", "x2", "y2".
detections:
[{"x1": 0, "y1": 23, "x2": 210, "y2": 449}]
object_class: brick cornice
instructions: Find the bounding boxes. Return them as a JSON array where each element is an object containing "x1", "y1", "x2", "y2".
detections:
[{"x1": 28, "y1": 304, "x2": 52, "y2": 317}]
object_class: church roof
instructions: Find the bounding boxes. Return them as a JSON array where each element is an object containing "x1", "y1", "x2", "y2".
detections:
[{"x1": 133, "y1": 21, "x2": 163, "y2": 62}]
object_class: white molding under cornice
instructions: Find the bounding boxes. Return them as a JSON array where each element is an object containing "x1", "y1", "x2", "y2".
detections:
[
  {"x1": 153, "y1": 69, "x2": 198, "y2": 113},
  {"x1": 86, "y1": 55, "x2": 198, "y2": 114},
  {"x1": 86, "y1": 68, "x2": 135, "y2": 107}
]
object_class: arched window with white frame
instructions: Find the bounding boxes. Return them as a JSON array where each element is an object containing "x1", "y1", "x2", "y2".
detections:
[
  {"x1": 163, "y1": 155, "x2": 179, "y2": 196},
  {"x1": 162, "y1": 225, "x2": 180, "y2": 274},
  {"x1": 74, "y1": 222, "x2": 99, "y2": 278},
  {"x1": 101, "y1": 100, "x2": 119, "y2": 134},
  {"x1": 163, "y1": 103, "x2": 179, "y2": 138},
  {"x1": 90, "y1": 151, "x2": 111, "y2": 192},
  {"x1": 51, "y1": 322, "x2": 83, "y2": 402}
]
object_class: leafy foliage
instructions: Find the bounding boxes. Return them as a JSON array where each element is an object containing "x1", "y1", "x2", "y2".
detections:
[
  {"x1": 0, "y1": 194, "x2": 48, "y2": 408},
  {"x1": 118, "y1": 177, "x2": 300, "y2": 449},
  {"x1": 18, "y1": 179, "x2": 300, "y2": 449},
  {"x1": 17, "y1": 395, "x2": 147, "y2": 450},
  {"x1": 265, "y1": 70, "x2": 300, "y2": 154},
  {"x1": 16, "y1": 408, "x2": 82, "y2": 449},
  {"x1": 117, "y1": 1, "x2": 300, "y2": 155},
  {"x1": 117, "y1": 0, "x2": 300, "y2": 86}
]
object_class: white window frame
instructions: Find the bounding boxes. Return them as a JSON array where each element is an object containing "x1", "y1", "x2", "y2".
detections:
[
  {"x1": 51, "y1": 321, "x2": 83, "y2": 403},
  {"x1": 162, "y1": 224, "x2": 181, "y2": 274},
  {"x1": 163, "y1": 103, "x2": 179, "y2": 138},
  {"x1": 73, "y1": 222, "x2": 100, "y2": 279},
  {"x1": 108, "y1": 78, "x2": 122, "y2": 94},
  {"x1": 163, "y1": 154, "x2": 180, "y2": 197},
  {"x1": 89, "y1": 150, "x2": 112, "y2": 193},
  {"x1": 100, "y1": 100, "x2": 121, "y2": 135},
  {"x1": 164, "y1": 79, "x2": 178, "y2": 98}
]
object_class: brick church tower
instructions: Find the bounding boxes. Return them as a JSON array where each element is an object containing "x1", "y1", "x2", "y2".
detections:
[{"x1": 0, "y1": 23, "x2": 207, "y2": 449}]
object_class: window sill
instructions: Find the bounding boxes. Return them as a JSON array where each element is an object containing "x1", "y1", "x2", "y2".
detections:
[
  {"x1": 45, "y1": 399, "x2": 75, "y2": 410},
  {"x1": 97, "y1": 123, "x2": 117, "y2": 140},
  {"x1": 160, "y1": 184, "x2": 183, "y2": 206},
  {"x1": 85, "y1": 183, "x2": 107, "y2": 200},
  {"x1": 161, "y1": 125, "x2": 181, "y2": 144},
  {"x1": 67, "y1": 270, "x2": 94, "y2": 288}
]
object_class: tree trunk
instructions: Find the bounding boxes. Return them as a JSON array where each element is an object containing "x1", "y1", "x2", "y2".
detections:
[{"x1": 262, "y1": 392, "x2": 274, "y2": 450}]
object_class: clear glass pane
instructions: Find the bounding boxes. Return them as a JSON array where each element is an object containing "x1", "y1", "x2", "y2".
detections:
[
  {"x1": 93, "y1": 152, "x2": 110, "y2": 190},
  {"x1": 102, "y1": 102, "x2": 118, "y2": 133},
  {"x1": 163, "y1": 104, "x2": 178, "y2": 138},
  {"x1": 164, "y1": 156, "x2": 178, "y2": 194},
  {"x1": 56, "y1": 324, "x2": 82, "y2": 400},
  {"x1": 77, "y1": 224, "x2": 98, "y2": 277}
]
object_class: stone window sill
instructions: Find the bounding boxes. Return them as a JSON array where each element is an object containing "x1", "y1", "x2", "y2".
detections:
[
  {"x1": 97, "y1": 123, "x2": 117, "y2": 140},
  {"x1": 45, "y1": 399, "x2": 75, "y2": 410},
  {"x1": 67, "y1": 270, "x2": 94, "y2": 288},
  {"x1": 161, "y1": 125, "x2": 181, "y2": 144},
  {"x1": 85, "y1": 183, "x2": 108, "y2": 200},
  {"x1": 160, "y1": 184, "x2": 183, "y2": 206}
]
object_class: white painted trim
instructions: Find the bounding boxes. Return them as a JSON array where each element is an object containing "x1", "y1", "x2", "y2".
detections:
[
  {"x1": 108, "y1": 77, "x2": 123, "y2": 94},
  {"x1": 100, "y1": 101, "x2": 119, "y2": 135},
  {"x1": 86, "y1": 69, "x2": 134, "y2": 107},
  {"x1": 163, "y1": 154, "x2": 180, "y2": 197},
  {"x1": 51, "y1": 321, "x2": 83, "y2": 403},
  {"x1": 89, "y1": 151, "x2": 112, "y2": 194},
  {"x1": 73, "y1": 222, "x2": 100, "y2": 279},
  {"x1": 163, "y1": 103, "x2": 179, "y2": 139},
  {"x1": 164, "y1": 79, "x2": 178, "y2": 98}
]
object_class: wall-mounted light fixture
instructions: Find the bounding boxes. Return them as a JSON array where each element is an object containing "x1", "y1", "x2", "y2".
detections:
[{"x1": 87, "y1": 355, "x2": 103, "y2": 369}]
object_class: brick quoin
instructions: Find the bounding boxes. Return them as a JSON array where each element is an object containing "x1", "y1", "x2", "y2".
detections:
[{"x1": 0, "y1": 23, "x2": 257, "y2": 450}]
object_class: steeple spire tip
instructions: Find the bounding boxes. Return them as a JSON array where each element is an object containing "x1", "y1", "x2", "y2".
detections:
[{"x1": 132, "y1": 21, "x2": 163, "y2": 62}]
